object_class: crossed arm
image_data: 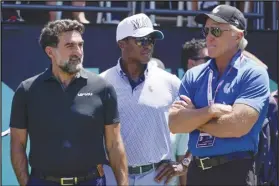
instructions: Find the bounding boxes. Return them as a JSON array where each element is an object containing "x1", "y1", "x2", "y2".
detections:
[
  {"x1": 169, "y1": 97, "x2": 259, "y2": 138},
  {"x1": 168, "y1": 96, "x2": 214, "y2": 133},
  {"x1": 199, "y1": 103, "x2": 259, "y2": 138},
  {"x1": 105, "y1": 123, "x2": 128, "y2": 186}
]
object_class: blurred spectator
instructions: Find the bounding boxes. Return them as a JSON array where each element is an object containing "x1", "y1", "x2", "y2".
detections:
[
  {"x1": 256, "y1": 90, "x2": 278, "y2": 186},
  {"x1": 264, "y1": 1, "x2": 278, "y2": 30},
  {"x1": 187, "y1": 1, "x2": 219, "y2": 27},
  {"x1": 236, "y1": 1, "x2": 254, "y2": 29},
  {"x1": 272, "y1": 90, "x2": 278, "y2": 102},
  {"x1": 47, "y1": 1, "x2": 89, "y2": 24},
  {"x1": 150, "y1": 57, "x2": 166, "y2": 70},
  {"x1": 181, "y1": 38, "x2": 209, "y2": 71},
  {"x1": 2, "y1": 1, "x2": 24, "y2": 22},
  {"x1": 199, "y1": 1, "x2": 219, "y2": 11},
  {"x1": 20, "y1": 1, "x2": 52, "y2": 23},
  {"x1": 19, "y1": 1, "x2": 89, "y2": 24}
]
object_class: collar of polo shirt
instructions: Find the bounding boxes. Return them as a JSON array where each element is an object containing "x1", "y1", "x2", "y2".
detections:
[
  {"x1": 208, "y1": 50, "x2": 244, "y2": 71},
  {"x1": 115, "y1": 57, "x2": 153, "y2": 79}
]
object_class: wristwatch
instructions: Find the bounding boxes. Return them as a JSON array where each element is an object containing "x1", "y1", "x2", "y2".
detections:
[{"x1": 182, "y1": 157, "x2": 191, "y2": 168}]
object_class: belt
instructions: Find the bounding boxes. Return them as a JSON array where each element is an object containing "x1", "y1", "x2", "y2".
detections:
[
  {"x1": 194, "y1": 151, "x2": 253, "y2": 171},
  {"x1": 128, "y1": 160, "x2": 171, "y2": 174},
  {"x1": 31, "y1": 165, "x2": 104, "y2": 185}
]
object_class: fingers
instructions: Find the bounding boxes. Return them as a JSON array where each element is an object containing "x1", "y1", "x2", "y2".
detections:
[
  {"x1": 156, "y1": 167, "x2": 173, "y2": 183},
  {"x1": 155, "y1": 163, "x2": 167, "y2": 172},
  {"x1": 170, "y1": 100, "x2": 188, "y2": 111},
  {"x1": 164, "y1": 171, "x2": 175, "y2": 185},
  {"x1": 180, "y1": 95, "x2": 192, "y2": 104},
  {"x1": 171, "y1": 104, "x2": 184, "y2": 110},
  {"x1": 173, "y1": 101, "x2": 188, "y2": 108},
  {"x1": 155, "y1": 163, "x2": 180, "y2": 184},
  {"x1": 155, "y1": 164, "x2": 170, "y2": 182},
  {"x1": 180, "y1": 95, "x2": 195, "y2": 109}
]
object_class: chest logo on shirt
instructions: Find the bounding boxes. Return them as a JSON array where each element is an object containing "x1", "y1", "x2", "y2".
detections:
[
  {"x1": 77, "y1": 92, "x2": 93, "y2": 97},
  {"x1": 148, "y1": 85, "x2": 153, "y2": 92}
]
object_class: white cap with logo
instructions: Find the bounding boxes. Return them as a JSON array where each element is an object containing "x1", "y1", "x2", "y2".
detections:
[{"x1": 116, "y1": 13, "x2": 164, "y2": 42}]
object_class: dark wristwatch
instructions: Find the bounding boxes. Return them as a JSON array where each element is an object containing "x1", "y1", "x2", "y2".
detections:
[{"x1": 182, "y1": 157, "x2": 191, "y2": 168}]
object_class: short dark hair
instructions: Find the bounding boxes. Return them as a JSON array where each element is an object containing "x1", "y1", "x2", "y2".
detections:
[
  {"x1": 39, "y1": 19, "x2": 85, "y2": 52},
  {"x1": 181, "y1": 38, "x2": 206, "y2": 71}
]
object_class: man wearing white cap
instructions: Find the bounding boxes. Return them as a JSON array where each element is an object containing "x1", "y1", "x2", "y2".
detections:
[{"x1": 100, "y1": 13, "x2": 186, "y2": 185}]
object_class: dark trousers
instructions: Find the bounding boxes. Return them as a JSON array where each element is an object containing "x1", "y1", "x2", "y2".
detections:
[
  {"x1": 27, "y1": 175, "x2": 106, "y2": 186},
  {"x1": 186, "y1": 158, "x2": 257, "y2": 186}
]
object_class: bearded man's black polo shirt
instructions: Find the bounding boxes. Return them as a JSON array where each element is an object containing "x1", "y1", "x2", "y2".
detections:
[{"x1": 10, "y1": 67, "x2": 119, "y2": 176}]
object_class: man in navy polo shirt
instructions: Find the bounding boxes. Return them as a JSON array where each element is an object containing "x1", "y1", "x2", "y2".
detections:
[
  {"x1": 168, "y1": 5, "x2": 270, "y2": 186},
  {"x1": 10, "y1": 19, "x2": 128, "y2": 186}
]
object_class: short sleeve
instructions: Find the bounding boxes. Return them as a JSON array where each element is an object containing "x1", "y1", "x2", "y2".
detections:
[
  {"x1": 176, "y1": 134, "x2": 189, "y2": 156},
  {"x1": 103, "y1": 82, "x2": 120, "y2": 125},
  {"x1": 10, "y1": 82, "x2": 28, "y2": 129},
  {"x1": 177, "y1": 70, "x2": 194, "y2": 101},
  {"x1": 235, "y1": 67, "x2": 270, "y2": 113}
]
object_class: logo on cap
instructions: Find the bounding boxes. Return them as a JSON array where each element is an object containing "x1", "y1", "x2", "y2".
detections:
[
  {"x1": 234, "y1": 19, "x2": 239, "y2": 25},
  {"x1": 212, "y1": 6, "x2": 221, "y2": 13},
  {"x1": 131, "y1": 17, "x2": 150, "y2": 30}
]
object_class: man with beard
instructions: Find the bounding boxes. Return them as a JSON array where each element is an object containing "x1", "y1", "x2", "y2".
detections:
[
  {"x1": 100, "y1": 13, "x2": 185, "y2": 185},
  {"x1": 9, "y1": 19, "x2": 128, "y2": 186}
]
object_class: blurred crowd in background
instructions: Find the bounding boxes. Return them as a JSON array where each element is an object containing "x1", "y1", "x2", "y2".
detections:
[{"x1": 2, "y1": 1, "x2": 278, "y2": 30}]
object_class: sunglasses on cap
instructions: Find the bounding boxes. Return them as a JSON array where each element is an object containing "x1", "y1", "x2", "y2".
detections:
[
  {"x1": 191, "y1": 56, "x2": 211, "y2": 62},
  {"x1": 202, "y1": 27, "x2": 231, "y2": 38},
  {"x1": 132, "y1": 36, "x2": 156, "y2": 47}
]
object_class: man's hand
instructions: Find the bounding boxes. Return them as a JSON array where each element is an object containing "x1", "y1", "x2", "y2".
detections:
[
  {"x1": 209, "y1": 103, "x2": 233, "y2": 118},
  {"x1": 171, "y1": 100, "x2": 188, "y2": 110},
  {"x1": 179, "y1": 95, "x2": 195, "y2": 109},
  {"x1": 155, "y1": 161, "x2": 186, "y2": 185},
  {"x1": 170, "y1": 95, "x2": 195, "y2": 112}
]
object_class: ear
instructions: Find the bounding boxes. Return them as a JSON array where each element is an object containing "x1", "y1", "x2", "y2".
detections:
[
  {"x1": 118, "y1": 40, "x2": 126, "y2": 49},
  {"x1": 187, "y1": 59, "x2": 195, "y2": 69},
  {"x1": 234, "y1": 32, "x2": 243, "y2": 42},
  {"x1": 45, "y1": 46, "x2": 54, "y2": 58}
]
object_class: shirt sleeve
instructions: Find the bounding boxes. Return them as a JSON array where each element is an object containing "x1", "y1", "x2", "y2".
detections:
[
  {"x1": 176, "y1": 134, "x2": 189, "y2": 156},
  {"x1": 177, "y1": 70, "x2": 194, "y2": 101},
  {"x1": 10, "y1": 82, "x2": 28, "y2": 129},
  {"x1": 103, "y1": 82, "x2": 120, "y2": 125},
  {"x1": 234, "y1": 66, "x2": 270, "y2": 113}
]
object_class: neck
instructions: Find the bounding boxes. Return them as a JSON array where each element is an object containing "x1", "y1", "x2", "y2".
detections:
[
  {"x1": 215, "y1": 48, "x2": 239, "y2": 75},
  {"x1": 120, "y1": 57, "x2": 146, "y2": 80},
  {"x1": 52, "y1": 64, "x2": 76, "y2": 87}
]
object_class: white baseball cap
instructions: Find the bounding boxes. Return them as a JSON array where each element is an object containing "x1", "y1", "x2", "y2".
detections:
[{"x1": 116, "y1": 13, "x2": 164, "y2": 42}]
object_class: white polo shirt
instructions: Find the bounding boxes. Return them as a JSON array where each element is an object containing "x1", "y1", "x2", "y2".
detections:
[{"x1": 100, "y1": 59, "x2": 181, "y2": 166}]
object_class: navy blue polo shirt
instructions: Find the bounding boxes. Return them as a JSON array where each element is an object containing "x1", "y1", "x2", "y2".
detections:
[
  {"x1": 9, "y1": 67, "x2": 120, "y2": 176},
  {"x1": 179, "y1": 50, "x2": 270, "y2": 157}
]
